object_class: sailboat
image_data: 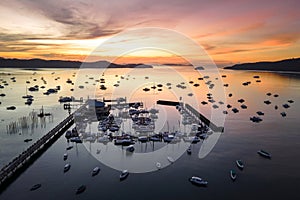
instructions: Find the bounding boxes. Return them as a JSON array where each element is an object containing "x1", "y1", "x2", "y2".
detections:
[
  {"x1": 37, "y1": 106, "x2": 44, "y2": 118},
  {"x1": 22, "y1": 86, "x2": 33, "y2": 99}
]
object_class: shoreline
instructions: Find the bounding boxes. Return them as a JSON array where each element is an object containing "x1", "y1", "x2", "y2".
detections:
[{"x1": 223, "y1": 68, "x2": 300, "y2": 75}]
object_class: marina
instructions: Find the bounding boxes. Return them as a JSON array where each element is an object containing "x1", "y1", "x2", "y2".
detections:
[{"x1": 0, "y1": 67, "x2": 299, "y2": 200}]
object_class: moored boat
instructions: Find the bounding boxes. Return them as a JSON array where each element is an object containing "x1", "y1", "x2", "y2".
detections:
[
  {"x1": 126, "y1": 145, "x2": 135, "y2": 152},
  {"x1": 76, "y1": 185, "x2": 86, "y2": 194},
  {"x1": 257, "y1": 150, "x2": 271, "y2": 159},
  {"x1": 30, "y1": 183, "x2": 41, "y2": 191},
  {"x1": 66, "y1": 145, "x2": 73, "y2": 150},
  {"x1": 24, "y1": 138, "x2": 32, "y2": 142},
  {"x1": 63, "y1": 153, "x2": 68, "y2": 161},
  {"x1": 64, "y1": 163, "x2": 71, "y2": 172},
  {"x1": 236, "y1": 160, "x2": 244, "y2": 170},
  {"x1": 70, "y1": 137, "x2": 82, "y2": 143},
  {"x1": 230, "y1": 170, "x2": 237, "y2": 181},
  {"x1": 187, "y1": 148, "x2": 192, "y2": 155},
  {"x1": 150, "y1": 136, "x2": 160, "y2": 142},
  {"x1": 120, "y1": 170, "x2": 129, "y2": 180},
  {"x1": 92, "y1": 167, "x2": 100, "y2": 176},
  {"x1": 189, "y1": 176, "x2": 208, "y2": 186},
  {"x1": 138, "y1": 136, "x2": 148, "y2": 143}
]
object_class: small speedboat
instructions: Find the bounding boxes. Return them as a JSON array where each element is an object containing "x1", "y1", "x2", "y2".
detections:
[
  {"x1": 63, "y1": 153, "x2": 68, "y2": 161},
  {"x1": 156, "y1": 162, "x2": 162, "y2": 170},
  {"x1": 230, "y1": 170, "x2": 237, "y2": 181},
  {"x1": 189, "y1": 176, "x2": 208, "y2": 186},
  {"x1": 76, "y1": 185, "x2": 86, "y2": 194},
  {"x1": 120, "y1": 170, "x2": 129, "y2": 180},
  {"x1": 126, "y1": 145, "x2": 135, "y2": 152},
  {"x1": 167, "y1": 156, "x2": 175, "y2": 164},
  {"x1": 257, "y1": 150, "x2": 271, "y2": 159},
  {"x1": 30, "y1": 183, "x2": 41, "y2": 191},
  {"x1": 92, "y1": 167, "x2": 100, "y2": 176},
  {"x1": 64, "y1": 163, "x2": 71, "y2": 172},
  {"x1": 236, "y1": 160, "x2": 244, "y2": 170}
]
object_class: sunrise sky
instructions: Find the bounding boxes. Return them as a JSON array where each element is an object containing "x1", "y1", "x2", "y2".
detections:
[{"x1": 0, "y1": 0, "x2": 299, "y2": 66}]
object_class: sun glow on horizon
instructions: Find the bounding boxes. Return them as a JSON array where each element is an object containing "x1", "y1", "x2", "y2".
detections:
[{"x1": 0, "y1": 0, "x2": 299, "y2": 65}]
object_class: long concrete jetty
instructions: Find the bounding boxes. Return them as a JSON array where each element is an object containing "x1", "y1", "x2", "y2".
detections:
[{"x1": 157, "y1": 100, "x2": 224, "y2": 132}]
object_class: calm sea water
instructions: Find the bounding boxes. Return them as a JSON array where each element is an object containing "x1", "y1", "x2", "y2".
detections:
[{"x1": 0, "y1": 66, "x2": 299, "y2": 200}]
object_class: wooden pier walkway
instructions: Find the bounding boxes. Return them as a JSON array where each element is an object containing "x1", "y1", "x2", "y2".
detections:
[
  {"x1": 184, "y1": 103, "x2": 224, "y2": 132},
  {"x1": 0, "y1": 103, "x2": 87, "y2": 190},
  {"x1": 157, "y1": 100, "x2": 224, "y2": 132}
]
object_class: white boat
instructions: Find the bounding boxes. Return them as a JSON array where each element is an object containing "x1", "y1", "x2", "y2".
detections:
[
  {"x1": 257, "y1": 150, "x2": 271, "y2": 159},
  {"x1": 167, "y1": 156, "x2": 175, "y2": 163},
  {"x1": 138, "y1": 136, "x2": 148, "y2": 143},
  {"x1": 230, "y1": 170, "x2": 237, "y2": 181},
  {"x1": 189, "y1": 176, "x2": 208, "y2": 186},
  {"x1": 120, "y1": 170, "x2": 129, "y2": 180},
  {"x1": 92, "y1": 167, "x2": 100, "y2": 176},
  {"x1": 64, "y1": 163, "x2": 71, "y2": 172},
  {"x1": 236, "y1": 160, "x2": 244, "y2": 170},
  {"x1": 63, "y1": 153, "x2": 68, "y2": 161},
  {"x1": 126, "y1": 145, "x2": 135, "y2": 152}
]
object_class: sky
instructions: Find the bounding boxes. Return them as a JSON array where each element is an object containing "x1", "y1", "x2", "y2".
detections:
[{"x1": 0, "y1": 0, "x2": 299, "y2": 66}]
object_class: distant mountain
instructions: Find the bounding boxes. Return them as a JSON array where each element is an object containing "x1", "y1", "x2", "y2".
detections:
[
  {"x1": 224, "y1": 58, "x2": 300, "y2": 72},
  {"x1": 0, "y1": 58, "x2": 152, "y2": 69}
]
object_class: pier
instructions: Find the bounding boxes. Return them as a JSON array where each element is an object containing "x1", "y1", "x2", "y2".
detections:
[
  {"x1": 157, "y1": 100, "x2": 224, "y2": 132},
  {"x1": 184, "y1": 103, "x2": 224, "y2": 132},
  {"x1": 0, "y1": 103, "x2": 87, "y2": 191}
]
